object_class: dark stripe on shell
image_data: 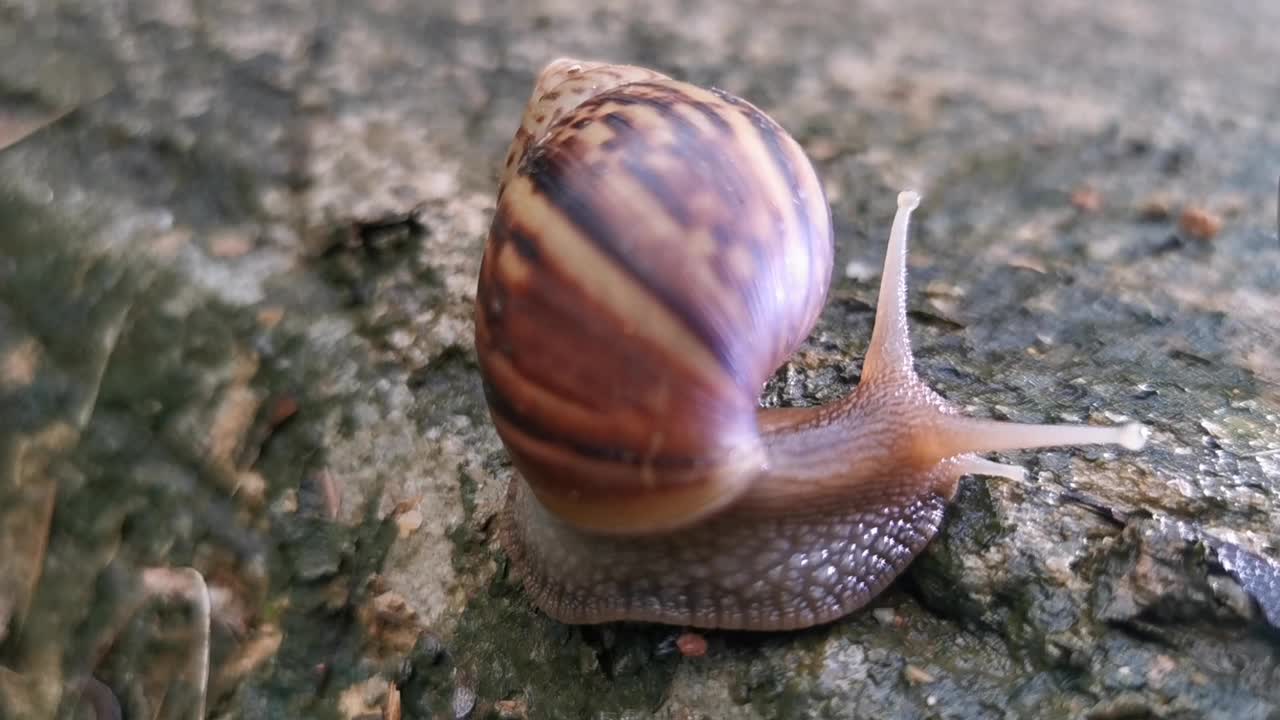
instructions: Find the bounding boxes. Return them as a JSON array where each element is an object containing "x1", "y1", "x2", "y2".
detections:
[
  {"x1": 598, "y1": 108, "x2": 694, "y2": 224},
  {"x1": 613, "y1": 81, "x2": 736, "y2": 135},
  {"x1": 484, "y1": 204, "x2": 748, "y2": 472},
  {"x1": 480, "y1": 376, "x2": 704, "y2": 470},
  {"x1": 618, "y1": 157, "x2": 692, "y2": 228},
  {"x1": 687, "y1": 97, "x2": 735, "y2": 135},
  {"x1": 508, "y1": 225, "x2": 542, "y2": 262},
  {"x1": 604, "y1": 88, "x2": 750, "y2": 215},
  {"x1": 715, "y1": 86, "x2": 821, "y2": 348},
  {"x1": 520, "y1": 112, "x2": 743, "y2": 383}
]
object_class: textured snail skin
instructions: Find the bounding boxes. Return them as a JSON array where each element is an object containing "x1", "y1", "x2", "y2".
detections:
[{"x1": 475, "y1": 59, "x2": 1148, "y2": 630}]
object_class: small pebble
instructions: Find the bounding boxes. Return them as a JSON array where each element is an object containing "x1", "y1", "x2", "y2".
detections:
[
  {"x1": 494, "y1": 699, "x2": 529, "y2": 719},
  {"x1": 208, "y1": 229, "x2": 254, "y2": 257},
  {"x1": 1070, "y1": 185, "x2": 1102, "y2": 212},
  {"x1": 1178, "y1": 206, "x2": 1222, "y2": 240},
  {"x1": 396, "y1": 508, "x2": 423, "y2": 538},
  {"x1": 904, "y1": 664, "x2": 935, "y2": 685},
  {"x1": 452, "y1": 682, "x2": 477, "y2": 719},
  {"x1": 871, "y1": 607, "x2": 897, "y2": 627},
  {"x1": 257, "y1": 306, "x2": 286, "y2": 328},
  {"x1": 1136, "y1": 193, "x2": 1174, "y2": 221},
  {"x1": 676, "y1": 631, "x2": 708, "y2": 657}
]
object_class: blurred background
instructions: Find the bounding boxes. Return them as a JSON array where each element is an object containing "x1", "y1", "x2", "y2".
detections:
[{"x1": 1, "y1": 1, "x2": 1278, "y2": 718}]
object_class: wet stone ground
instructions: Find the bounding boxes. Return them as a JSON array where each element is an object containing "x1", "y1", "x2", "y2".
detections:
[{"x1": 1, "y1": 0, "x2": 1278, "y2": 718}]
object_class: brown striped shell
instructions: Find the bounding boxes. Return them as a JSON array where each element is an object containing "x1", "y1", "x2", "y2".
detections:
[{"x1": 475, "y1": 59, "x2": 834, "y2": 535}]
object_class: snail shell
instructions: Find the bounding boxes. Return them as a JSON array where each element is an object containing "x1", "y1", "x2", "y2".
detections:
[
  {"x1": 481, "y1": 59, "x2": 832, "y2": 535},
  {"x1": 474, "y1": 59, "x2": 1146, "y2": 630}
]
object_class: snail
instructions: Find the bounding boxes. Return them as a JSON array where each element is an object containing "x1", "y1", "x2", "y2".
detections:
[{"x1": 473, "y1": 58, "x2": 1148, "y2": 631}]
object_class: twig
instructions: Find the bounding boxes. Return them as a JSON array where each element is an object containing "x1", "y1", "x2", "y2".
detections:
[
  {"x1": 140, "y1": 567, "x2": 211, "y2": 720},
  {"x1": 0, "y1": 87, "x2": 113, "y2": 151}
]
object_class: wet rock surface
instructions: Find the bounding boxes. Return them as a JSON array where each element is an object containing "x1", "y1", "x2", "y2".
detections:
[{"x1": 1, "y1": 0, "x2": 1278, "y2": 718}]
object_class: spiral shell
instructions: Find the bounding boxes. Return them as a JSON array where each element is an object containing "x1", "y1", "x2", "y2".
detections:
[{"x1": 474, "y1": 60, "x2": 834, "y2": 534}]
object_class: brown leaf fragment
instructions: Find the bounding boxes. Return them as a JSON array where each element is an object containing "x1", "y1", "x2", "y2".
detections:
[{"x1": 384, "y1": 683, "x2": 402, "y2": 720}]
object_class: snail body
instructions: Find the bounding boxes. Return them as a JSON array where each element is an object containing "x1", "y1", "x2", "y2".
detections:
[{"x1": 475, "y1": 59, "x2": 1146, "y2": 631}]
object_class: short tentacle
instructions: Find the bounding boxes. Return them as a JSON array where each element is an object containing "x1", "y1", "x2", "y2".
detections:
[{"x1": 951, "y1": 455, "x2": 1029, "y2": 483}]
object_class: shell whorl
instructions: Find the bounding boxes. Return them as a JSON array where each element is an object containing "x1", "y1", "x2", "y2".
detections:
[
  {"x1": 498, "y1": 59, "x2": 669, "y2": 196},
  {"x1": 476, "y1": 60, "x2": 834, "y2": 534}
]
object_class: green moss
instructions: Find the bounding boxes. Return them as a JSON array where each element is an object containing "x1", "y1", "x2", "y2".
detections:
[
  {"x1": 0, "y1": 187, "x2": 413, "y2": 718},
  {"x1": 404, "y1": 588, "x2": 680, "y2": 719}
]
